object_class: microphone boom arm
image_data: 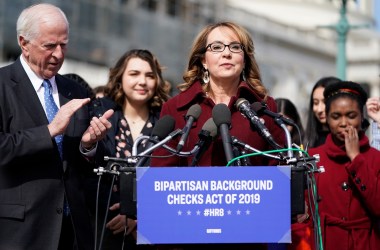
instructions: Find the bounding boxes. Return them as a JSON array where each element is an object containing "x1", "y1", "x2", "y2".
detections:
[
  {"x1": 132, "y1": 135, "x2": 150, "y2": 156},
  {"x1": 276, "y1": 119, "x2": 294, "y2": 159},
  {"x1": 137, "y1": 129, "x2": 182, "y2": 157},
  {"x1": 231, "y1": 136, "x2": 282, "y2": 161}
]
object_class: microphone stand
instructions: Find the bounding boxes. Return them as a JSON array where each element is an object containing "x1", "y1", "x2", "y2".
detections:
[
  {"x1": 132, "y1": 135, "x2": 150, "y2": 156},
  {"x1": 136, "y1": 129, "x2": 182, "y2": 158},
  {"x1": 274, "y1": 117, "x2": 294, "y2": 159},
  {"x1": 93, "y1": 128, "x2": 189, "y2": 248},
  {"x1": 137, "y1": 139, "x2": 199, "y2": 158},
  {"x1": 231, "y1": 136, "x2": 282, "y2": 161}
]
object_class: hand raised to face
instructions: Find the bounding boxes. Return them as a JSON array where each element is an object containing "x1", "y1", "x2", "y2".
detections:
[{"x1": 327, "y1": 97, "x2": 361, "y2": 161}]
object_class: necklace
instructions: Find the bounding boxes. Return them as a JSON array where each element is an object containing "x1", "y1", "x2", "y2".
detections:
[
  {"x1": 128, "y1": 118, "x2": 146, "y2": 124},
  {"x1": 123, "y1": 111, "x2": 148, "y2": 125}
]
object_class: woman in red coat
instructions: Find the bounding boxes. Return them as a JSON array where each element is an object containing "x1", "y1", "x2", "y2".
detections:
[
  {"x1": 150, "y1": 21, "x2": 285, "y2": 168},
  {"x1": 305, "y1": 81, "x2": 380, "y2": 249}
]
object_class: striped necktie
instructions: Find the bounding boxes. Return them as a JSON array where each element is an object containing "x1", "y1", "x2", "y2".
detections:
[{"x1": 42, "y1": 79, "x2": 63, "y2": 158}]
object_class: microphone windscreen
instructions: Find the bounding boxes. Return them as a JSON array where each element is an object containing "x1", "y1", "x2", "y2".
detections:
[
  {"x1": 152, "y1": 115, "x2": 175, "y2": 139},
  {"x1": 212, "y1": 103, "x2": 231, "y2": 126},
  {"x1": 186, "y1": 104, "x2": 202, "y2": 120},
  {"x1": 235, "y1": 98, "x2": 248, "y2": 110},
  {"x1": 251, "y1": 102, "x2": 263, "y2": 113},
  {"x1": 202, "y1": 118, "x2": 218, "y2": 138}
]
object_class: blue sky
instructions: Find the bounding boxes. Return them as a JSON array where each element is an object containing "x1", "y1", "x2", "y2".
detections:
[{"x1": 375, "y1": 0, "x2": 380, "y2": 31}]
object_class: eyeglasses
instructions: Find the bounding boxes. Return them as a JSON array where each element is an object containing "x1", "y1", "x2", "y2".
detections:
[{"x1": 206, "y1": 42, "x2": 244, "y2": 53}]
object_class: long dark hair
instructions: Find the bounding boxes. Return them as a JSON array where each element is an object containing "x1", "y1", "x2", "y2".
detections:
[
  {"x1": 275, "y1": 98, "x2": 305, "y2": 146},
  {"x1": 304, "y1": 76, "x2": 341, "y2": 148}
]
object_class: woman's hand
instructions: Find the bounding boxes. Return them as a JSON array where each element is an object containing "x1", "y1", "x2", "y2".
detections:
[{"x1": 344, "y1": 125, "x2": 360, "y2": 161}]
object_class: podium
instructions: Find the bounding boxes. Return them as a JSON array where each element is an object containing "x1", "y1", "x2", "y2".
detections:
[{"x1": 136, "y1": 166, "x2": 291, "y2": 245}]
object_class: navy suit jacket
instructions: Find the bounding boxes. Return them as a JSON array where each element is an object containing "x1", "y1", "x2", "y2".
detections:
[{"x1": 0, "y1": 58, "x2": 94, "y2": 250}]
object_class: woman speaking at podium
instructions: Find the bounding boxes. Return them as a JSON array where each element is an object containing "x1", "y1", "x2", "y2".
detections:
[
  {"x1": 150, "y1": 21, "x2": 286, "y2": 250},
  {"x1": 151, "y1": 21, "x2": 285, "y2": 169}
]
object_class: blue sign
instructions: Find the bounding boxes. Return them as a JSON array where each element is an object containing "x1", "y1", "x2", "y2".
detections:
[{"x1": 136, "y1": 166, "x2": 291, "y2": 244}]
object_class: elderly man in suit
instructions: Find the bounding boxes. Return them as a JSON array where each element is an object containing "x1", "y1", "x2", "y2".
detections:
[{"x1": 0, "y1": 3, "x2": 113, "y2": 250}]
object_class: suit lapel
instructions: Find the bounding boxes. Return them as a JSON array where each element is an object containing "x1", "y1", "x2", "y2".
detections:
[
  {"x1": 11, "y1": 59, "x2": 63, "y2": 169},
  {"x1": 11, "y1": 59, "x2": 48, "y2": 126}
]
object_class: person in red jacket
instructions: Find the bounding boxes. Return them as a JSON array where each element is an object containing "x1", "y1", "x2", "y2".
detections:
[
  {"x1": 301, "y1": 81, "x2": 380, "y2": 250},
  {"x1": 149, "y1": 20, "x2": 287, "y2": 250},
  {"x1": 150, "y1": 21, "x2": 285, "y2": 168}
]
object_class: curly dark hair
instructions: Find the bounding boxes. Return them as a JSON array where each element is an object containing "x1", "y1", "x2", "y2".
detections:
[{"x1": 324, "y1": 80, "x2": 368, "y2": 116}]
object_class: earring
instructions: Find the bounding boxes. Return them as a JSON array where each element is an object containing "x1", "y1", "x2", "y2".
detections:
[
  {"x1": 202, "y1": 69, "x2": 210, "y2": 84},
  {"x1": 241, "y1": 70, "x2": 247, "y2": 82}
]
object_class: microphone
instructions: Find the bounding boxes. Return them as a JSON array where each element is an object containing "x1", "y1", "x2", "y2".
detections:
[
  {"x1": 212, "y1": 103, "x2": 234, "y2": 163},
  {"x1": 134, "y1": 115, "x2": 176, "y2": 167},
  {"x1": 251, "y1": 102, "x2": 296, "y2": 126},
  {"x1": 191, "y1": 118, "x2": 218, "y2": 166},
  {"x1": 235, "y1": 98, "x2": 281, "y2": 150},
  {"x1": 252, "y1": 101, "x2": 295, "y2": 158},
  {"x1": 176, "y1": 104, "x2": 202, "y2": 152}
]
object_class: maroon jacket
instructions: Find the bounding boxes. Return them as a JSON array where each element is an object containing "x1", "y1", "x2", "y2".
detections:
[
  {"x1": 306, "y1": 133, "x2": 380, "y2": 250},
  {"x1": 151, "y1": 80, "x2": 285, "y2": 167}
]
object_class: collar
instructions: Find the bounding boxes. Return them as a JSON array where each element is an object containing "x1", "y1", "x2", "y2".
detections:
[
  {"x1": 324, "y1": 131, "x2": 370, "y2": 160},
  {"x1": 177, "y1": 80, "x2": 264, "y2": 109},
  {"x1": 20, "y1": 55, "x2": 57, "y2": 93}
]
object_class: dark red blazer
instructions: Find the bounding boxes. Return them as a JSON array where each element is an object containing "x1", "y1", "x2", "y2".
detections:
[{"x1": 151, "y1": 80, "x2": 285, "y2": 167}]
